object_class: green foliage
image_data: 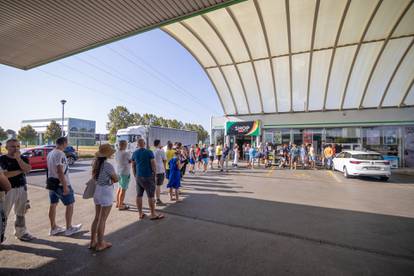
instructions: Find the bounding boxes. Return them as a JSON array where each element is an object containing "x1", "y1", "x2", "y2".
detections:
[
  {"x1": 107, "y1": 106, "x2": 135, "y2": 143},
  {"x1": 107, "y1": 106, "x2": 209, "y2": 143},
  {"x1": 17, "y1": 125, "x2": 37, "y2": 145},
  {"x1": 0, "y1": 127, "x2": 7, "y2": 141},
  {"x1": 44, "y1": 120, "x2": 62, "y2": 143}
]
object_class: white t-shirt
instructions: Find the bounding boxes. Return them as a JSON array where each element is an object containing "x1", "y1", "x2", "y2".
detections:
[
  {"x1": 115, "y1": 150, "x2": 131, "y2": 175},
  {"x1": 153, "y1": 148, "x2": 166, "y2": 174},
  {"x1": 47, "y1": 149, "x2": 70, "y2": 186},
  {"x1": 208, "y1": 146, "x2": 215, "y2": 157}
]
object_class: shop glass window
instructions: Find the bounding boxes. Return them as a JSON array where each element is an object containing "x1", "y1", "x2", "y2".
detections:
[{"x1": 362, "y1": 127, "x2": 400, "y2": 158}]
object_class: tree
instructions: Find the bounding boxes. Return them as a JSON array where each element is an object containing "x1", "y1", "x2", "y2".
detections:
[
  {"x1": 107, "y1": 106, "x2": 134, "y2": 143},
  {"x1": 183, "y1": 123, "x2": 208, "y2": 143},
  {"x1": 167, "y1": 119, "x2": 182, "y2": 129},
  {"x1": 44, "y1": 120, "x2": 62, "y2": 143},
  {"x1": 17, "y1": 125, "x2": 37, "y2": 145},
  {"x1": 131, "y1": 113, "x2": 143, "y2": 125},
  {"x1": 106, "y1": 106, "x2": 210, "y2": 144},
  {"x1": 0, "y1": 127, "x2": 7, "y2": 141}
]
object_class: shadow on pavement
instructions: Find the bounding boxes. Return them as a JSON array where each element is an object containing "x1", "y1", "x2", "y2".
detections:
[{"x1": 1, "y1": 189, "x2": 414, "y2": 275}]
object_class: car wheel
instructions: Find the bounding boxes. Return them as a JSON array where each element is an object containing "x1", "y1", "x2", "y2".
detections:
[
  {"x1": 343, "y1": 167, "x2": 351, "y2": 178},
  {"x1": 67, "y1": 156, "x2": 75, "y2": 165},
  {"x1": 380, "y1": 176, "x2": 389, "y2": 181}
]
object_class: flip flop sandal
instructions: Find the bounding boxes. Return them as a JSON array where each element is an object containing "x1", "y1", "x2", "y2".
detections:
[
  {"x1": 150, "y1": 214, "x2": 165, "y2": 221},
  {"x1": 139, "y1": 213, "x2": 147, "y2": 219}
]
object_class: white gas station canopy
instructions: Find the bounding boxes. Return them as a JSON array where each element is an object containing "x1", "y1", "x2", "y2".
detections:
[{"x1": 163, "y1": 0, "x2": 414, "y2": 115}]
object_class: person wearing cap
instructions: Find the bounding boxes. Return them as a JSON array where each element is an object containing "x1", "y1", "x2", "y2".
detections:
[
  {"x1": 47, "y1": 137, "x2": 82, "y2": 237},
  {"x1": 90, "y1": 143, "x2": 118, "y2": 252}
]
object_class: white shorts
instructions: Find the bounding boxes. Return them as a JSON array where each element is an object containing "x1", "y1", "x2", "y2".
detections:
[{"x1": 93, "y1": 185, "x2": 114, "y2": 207}]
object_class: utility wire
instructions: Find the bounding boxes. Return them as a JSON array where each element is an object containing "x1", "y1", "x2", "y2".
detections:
[
  {"x1": 37, "y1": 68, "x2": 133, "y2": 107},
  {"x1": 38, "y1": 68, "x2": 205, "y2": 130},
  {"x1": 73, "y1": 56, "x2": 196, "y2": 115},
  {"x1": 59, "y1": 62, "x2": 143, "y2": 103},
  {"x1": 108, "y1": 45, "x2": 218, "y2": 114},
  {"x1": 118, "y1": 44, "x2": 203, "y2": 104}
]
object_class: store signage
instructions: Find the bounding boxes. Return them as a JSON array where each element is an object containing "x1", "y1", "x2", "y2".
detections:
[{"x1": 225, "y1": 121, "x2": 261, "y2": 136}]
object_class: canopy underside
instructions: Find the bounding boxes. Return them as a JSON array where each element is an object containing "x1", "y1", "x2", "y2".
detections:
[
  {"x1": 0, "y1": 0, "x2": 241, "y2": 70},
  {"x1": 163, "y1": 0, "x2": 414, "y2": 115}
]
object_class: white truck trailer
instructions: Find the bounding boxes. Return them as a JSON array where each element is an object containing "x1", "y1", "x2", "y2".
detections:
[{"x1": 116, "y1": 125, "x2": 198, "y2": 152}]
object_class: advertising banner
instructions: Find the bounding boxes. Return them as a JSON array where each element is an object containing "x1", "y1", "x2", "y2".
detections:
[{"x1": 225, "y1": 121, "x2": 261, "y2": 136}]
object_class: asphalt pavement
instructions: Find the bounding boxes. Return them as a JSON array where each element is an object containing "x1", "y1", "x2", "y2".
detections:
[{"x1": 1, "y1": 160, "x2": 414, "y2": 275}]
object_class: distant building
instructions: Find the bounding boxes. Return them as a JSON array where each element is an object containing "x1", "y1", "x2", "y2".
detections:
[
  {"x1": 95, "y1": 133, "x2": 109, "y2": 144},
  {"x1": 21, "y1": 118, "x2": 96, "y2": 146}
]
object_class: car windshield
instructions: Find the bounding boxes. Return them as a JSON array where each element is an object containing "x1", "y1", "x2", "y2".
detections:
[{"x1": 351, "y1": 154, "x2": 384, "y2": 160}]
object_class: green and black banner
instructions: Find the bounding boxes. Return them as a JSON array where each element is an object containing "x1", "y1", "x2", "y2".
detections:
[{"x1": 225, "y1": 121, "x2": 261, "y2": 136}]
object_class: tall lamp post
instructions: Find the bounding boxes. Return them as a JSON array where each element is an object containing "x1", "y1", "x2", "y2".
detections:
[{"x1": 61, "y1": 99, "x2": 67, "y2": 136}]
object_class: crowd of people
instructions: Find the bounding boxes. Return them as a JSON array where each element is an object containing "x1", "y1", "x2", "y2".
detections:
[
  {"x1": 0, "y1": 137, "x2": 232, "y2": 252},
  {"x1": 0, "y1": 136, "x2": 342, "y2": 252},
  {"x1": 236, "y1": 142, "x2": 342, "y2": 170}
]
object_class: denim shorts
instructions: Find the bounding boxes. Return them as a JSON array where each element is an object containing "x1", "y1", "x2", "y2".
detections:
[{"x1": 49, "y1": 185, "x2": 75, "y2": 206}]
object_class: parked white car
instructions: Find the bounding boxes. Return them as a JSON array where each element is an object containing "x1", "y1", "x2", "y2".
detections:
[{"x1": 333, "y1": 150, "x2": 391, "y2": 181}]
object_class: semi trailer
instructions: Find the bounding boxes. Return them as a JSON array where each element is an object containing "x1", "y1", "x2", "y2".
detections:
[{"x1": 116, "y1": 125, "x2": 198, "y2": 152}]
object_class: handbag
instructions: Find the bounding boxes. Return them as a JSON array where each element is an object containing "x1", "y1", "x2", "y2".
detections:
[
  {"x1": 82, "y1": 178, "x2": 96, "y2": 199},
  {"x1": 46, "y1": 166, "x2": 69, "y2": 191},
  {"x1": 46, "y1": 177, "x2": 60, "y2": 191}
]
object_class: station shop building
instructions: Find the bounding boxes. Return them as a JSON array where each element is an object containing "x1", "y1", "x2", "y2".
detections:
[{"x1": 211, "y1": 108, "x2": 414, "y2": 168}]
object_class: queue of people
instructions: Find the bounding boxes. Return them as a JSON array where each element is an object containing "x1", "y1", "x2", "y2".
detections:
[
  {"x1": 0, "y1": 136, "x2": 340, "y2": 253},
  {"x1": 0, "y1": 136, "x2": 200, "y2": 252}
]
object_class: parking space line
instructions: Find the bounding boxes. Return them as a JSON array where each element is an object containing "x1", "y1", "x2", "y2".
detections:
[
  {"x1": 266, "y1": 166, "x2": 275, "y2": 177},
  {"x1": 327, "y1": 170, "x2": 342, "y2": 183}
]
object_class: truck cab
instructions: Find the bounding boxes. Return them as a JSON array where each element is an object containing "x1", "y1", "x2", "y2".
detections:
[{"x1": 116, "y1": 126, "x2": 146, "y2": 152}]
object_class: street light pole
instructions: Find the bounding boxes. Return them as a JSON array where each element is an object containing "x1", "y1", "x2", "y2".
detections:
[{"x1": 61, "y1": 99, "x2": 67, "y2": 136}]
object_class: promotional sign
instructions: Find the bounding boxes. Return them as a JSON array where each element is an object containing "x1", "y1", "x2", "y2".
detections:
[
  {"x1": 226, "y1": 121, "x2": 261, "y2": 136},
  {"x1": 303, "y1": 131, "x2": 312, "y2": 144}
]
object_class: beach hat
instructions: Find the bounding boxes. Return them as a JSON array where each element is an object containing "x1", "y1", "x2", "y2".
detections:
[{"x1": 95, "y1": 144, "x2": 116, "y2": 158}]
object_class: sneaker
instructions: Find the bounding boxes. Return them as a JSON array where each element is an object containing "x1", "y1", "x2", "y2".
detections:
[
  {"x1": 64, "y1": 224, "x2": 82, "y2": 236},
  {"x1": 18, "y1": 233, "x2": 35, "y2": 242},
  {"x1": 49, "y1": 226, "x2": 66, "y2": 236}
]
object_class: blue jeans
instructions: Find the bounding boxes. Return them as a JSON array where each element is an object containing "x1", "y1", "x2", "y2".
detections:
[{"x1": 326, "y1": 157, "x2": 333, "y2": 168}]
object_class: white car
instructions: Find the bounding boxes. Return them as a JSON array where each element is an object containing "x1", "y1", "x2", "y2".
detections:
[{"x1": 333, "y1": 150, "x2": 391, "y2": 181}]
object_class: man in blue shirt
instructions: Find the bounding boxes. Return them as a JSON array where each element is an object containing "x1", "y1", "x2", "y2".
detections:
[{"x1": 131, "y1": 138, "x2": 164, "y2": 220}]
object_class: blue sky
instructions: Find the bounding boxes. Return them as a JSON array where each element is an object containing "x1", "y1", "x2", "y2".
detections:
[{"x1": 0, "y1": 29, "x2": 222, "y2": 133}]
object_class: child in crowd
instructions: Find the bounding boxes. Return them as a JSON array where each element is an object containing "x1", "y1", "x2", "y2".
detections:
[{"x1": 167, "y1": 151, "x2": 182, "y2": 201}]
